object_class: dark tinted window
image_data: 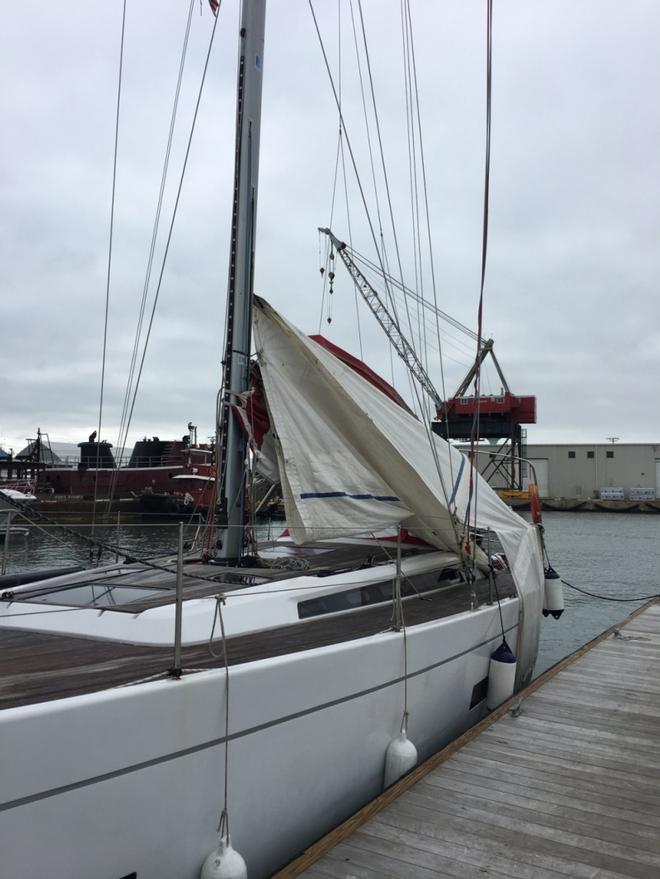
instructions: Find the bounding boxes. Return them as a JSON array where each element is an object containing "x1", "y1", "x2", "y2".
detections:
[
  {"x1": 298, "y1": 568, "x2": 464, "y2": 619},
  {"x1": 568, "y1": 451, "x2": 576, "y2": 459}
]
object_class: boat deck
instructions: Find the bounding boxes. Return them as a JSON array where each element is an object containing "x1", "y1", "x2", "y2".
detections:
[
  {"x1": 0, "y1": 543, "x2": 514, "y2": 710},
  {"x1": 275, "y1": 599, "x2": 660, "y2": 879},
  {"x1": 1, "y1": 542, "x2": 427, "y2": 613}
]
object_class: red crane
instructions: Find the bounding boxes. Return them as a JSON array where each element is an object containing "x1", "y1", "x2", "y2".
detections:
[{"x1": 435, "y1": 340, "x2": 536, "y2": 490}]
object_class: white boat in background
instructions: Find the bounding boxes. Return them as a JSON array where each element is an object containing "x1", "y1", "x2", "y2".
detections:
[
  {"x1": 0, "y1": 487, "x2": 37, "y2": 509},
  {"x1": 0, "y1": 486, "x2": 36, "y2": 528},
  {"x1": 0, "y1": 3, "x2": 549, "y2": 878}
]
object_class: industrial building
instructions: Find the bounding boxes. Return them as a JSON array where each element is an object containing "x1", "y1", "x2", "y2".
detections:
[{"x1": 466, "y1": 442, "x2": 660, "y2": 500}]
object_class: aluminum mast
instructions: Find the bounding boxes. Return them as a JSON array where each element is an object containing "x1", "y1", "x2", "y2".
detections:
[{"x1": 217, "y1": 1, "x2": 266, "y2": 561}]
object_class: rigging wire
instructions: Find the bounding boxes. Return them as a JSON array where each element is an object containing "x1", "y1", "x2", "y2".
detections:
[
  {"x1": 334, "y1": 0, "x2": 413, "y2": 409},
  {"x1": 118, "y1": 3, "x2": 224, "y2": 472},
  {"x1": 340, "y1": 144, "x2": 364, "y2": 358},
  {"x1": 339, "y1": 242, "x2": 480, "y2": 374},
  {"x1": 464, "y1": 0, "x2": 493, "y2": 570},
  {"x1": 317, "y1": 1, "x2": 344, "y2": 335},
  {"x1": 336, "y1": 2, "x2": 364, "y2": 357},
  {"x1": 108, "y1": 0, "x2": 196, "y2": 511},
  {"x1": 309, "y1": 2, "x2": 464, "y2": 550},
  {"x1": 399, "y1": 1, "x2": 424, "y2": 375},
  {"x1": 348, "y1": 247, "x2": 478, "y2": 340},
  {"x1": 346, "y1": 0, "x2": 408, "y2": 390},
  {"x1": 311, "y1": 20, "x2": 460, "y2": 549},
  {"x1": 354, "y1": 0, "x2": 421, "y2": 381},
  {"x1": 403, "y1": 0, "x2": 454, "y2": 446},
  {"x1": 91, "y1": 0, "x2": 127, "y2": 548},
  {"x1": 346, "y1": 0, "x2": 392, "y2": 291}
]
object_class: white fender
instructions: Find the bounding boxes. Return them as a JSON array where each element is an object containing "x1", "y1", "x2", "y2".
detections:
[
  {"x1": 543, "y1": 566, "x2": 564, "y2": 619},
  {"x1": 383, "y1": 727, "x2": 418, "y2": 789},
  {"x1": 200, "y1": 837, "x2": 248, "y2": 879},
  {"x1": 487, "y1": 639, "x2": 517, "y2": 710}
]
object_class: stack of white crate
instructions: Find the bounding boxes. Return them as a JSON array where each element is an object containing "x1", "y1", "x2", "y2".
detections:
[
  {"x1": 629, "y1": 487, "x2": 656, "y2": 501},
  {"x1": 599, "y1": 487, "x2": 625, "y2": 500}
]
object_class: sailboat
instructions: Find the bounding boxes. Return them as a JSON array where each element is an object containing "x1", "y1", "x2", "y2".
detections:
[{"x1": 0, "y1": 3, "x2": 546, "y2": 878}]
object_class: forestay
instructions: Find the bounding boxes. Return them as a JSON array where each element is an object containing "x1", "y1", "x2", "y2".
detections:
[{"x1": 253, "y1": 297, "x2": 544, "y2": 683}]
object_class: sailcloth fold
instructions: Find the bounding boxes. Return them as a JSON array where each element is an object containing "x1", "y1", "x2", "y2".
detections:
[{"x1": 253, "y1": 297, "x2": 544, "y2": 684}]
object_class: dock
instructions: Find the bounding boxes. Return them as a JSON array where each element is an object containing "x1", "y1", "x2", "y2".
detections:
[{"x1": 275, "y1": 599, "x2": 660, "y2": 879}]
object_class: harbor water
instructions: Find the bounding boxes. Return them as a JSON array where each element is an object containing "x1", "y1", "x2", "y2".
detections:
[
  {"x1": 535, "y1": 511, "x2": 660, "y2": 673},
  {"x1": 2, "y1": 511, "x2": 659, "y2": 677}
]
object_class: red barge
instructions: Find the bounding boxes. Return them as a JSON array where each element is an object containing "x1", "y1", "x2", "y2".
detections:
[{"x1": 36, "y1": 429, "x2": 214, "y2": 510}]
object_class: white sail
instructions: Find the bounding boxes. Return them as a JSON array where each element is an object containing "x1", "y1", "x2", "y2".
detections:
[
  {"x1": 253, "y1": 297, "x2": 544, "y2": 682},
  {"x1": 253, "y1": 301, "x2": 411, "y2": 540}
]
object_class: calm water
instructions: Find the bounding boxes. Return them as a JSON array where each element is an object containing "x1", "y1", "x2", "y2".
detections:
[
  {"x1": 536, "y1": 511, "x2": 660, "y2": 674},
  {"x1": 2, "y1": 511, "x2": 659, "y2": 677}
]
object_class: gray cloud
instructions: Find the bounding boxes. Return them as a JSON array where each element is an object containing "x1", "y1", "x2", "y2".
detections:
[{"x1": 2, "y1": 1, "x2": 659, "y2": 454}]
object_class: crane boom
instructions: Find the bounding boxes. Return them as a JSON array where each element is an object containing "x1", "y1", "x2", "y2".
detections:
[{"x1": 319, "y1": 228, "x2": 443, "y2": 412}]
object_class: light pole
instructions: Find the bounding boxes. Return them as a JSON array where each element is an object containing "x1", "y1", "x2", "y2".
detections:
[{"x1": 604, "y1": 438, "x2": 619, "y2": 488}]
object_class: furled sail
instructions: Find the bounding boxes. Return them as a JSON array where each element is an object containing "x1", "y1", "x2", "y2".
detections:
[{"x1": 252, "y1": 297, "x2": 544, "y2": 684}]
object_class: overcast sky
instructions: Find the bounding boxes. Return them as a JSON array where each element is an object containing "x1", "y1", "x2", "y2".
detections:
[{"x1": 1, "y1": 1, "x2": 659, "y2": 456}]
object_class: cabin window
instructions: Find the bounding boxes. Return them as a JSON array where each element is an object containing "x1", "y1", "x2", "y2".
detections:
[
  {"x1": 606, "y1": 450, "x2": 614, "y2": 458},
  {"x1": 297, "y1": 568, "x2": 465, "y2": 619},
  {"x1": 587, "y1": 451, "x2": 594, "y2": 459},
  {"x1": 298, "y1": 580, "x2": 392, "y2": 618},
  {"x1": 568, "y1": 451, "x2": 576, "y2": 459}
]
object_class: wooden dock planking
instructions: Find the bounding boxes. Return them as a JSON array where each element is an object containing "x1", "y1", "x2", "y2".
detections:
[{"x1": 276, "y1": 599, "x2": 660, "y2": 879}]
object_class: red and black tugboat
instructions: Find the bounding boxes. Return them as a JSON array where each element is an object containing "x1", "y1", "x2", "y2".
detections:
[{"x1": 36, "y1": 423, "x2": 212, "y2": 503}]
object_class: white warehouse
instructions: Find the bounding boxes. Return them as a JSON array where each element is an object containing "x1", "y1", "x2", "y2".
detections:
[{"x1": 478, "y1": 443, "x2": 660, "y2": 500}]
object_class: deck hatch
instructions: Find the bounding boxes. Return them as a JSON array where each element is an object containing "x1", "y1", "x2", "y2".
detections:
[{"x1": 2, "y1": 583, "x2": 166, "y2": 608}]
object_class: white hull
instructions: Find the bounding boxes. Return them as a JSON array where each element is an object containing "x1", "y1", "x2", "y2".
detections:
[{"x1": 1, "y1": 596, "x2": 518, "y2": 879}]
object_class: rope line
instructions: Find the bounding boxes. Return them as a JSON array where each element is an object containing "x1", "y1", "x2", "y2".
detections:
[
  {"x1": 209, "y1": 595, "x2": 232, "y2": 841},
  {"x1": 561, "y1": 578, "x2": 660, "y2": 603}
]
